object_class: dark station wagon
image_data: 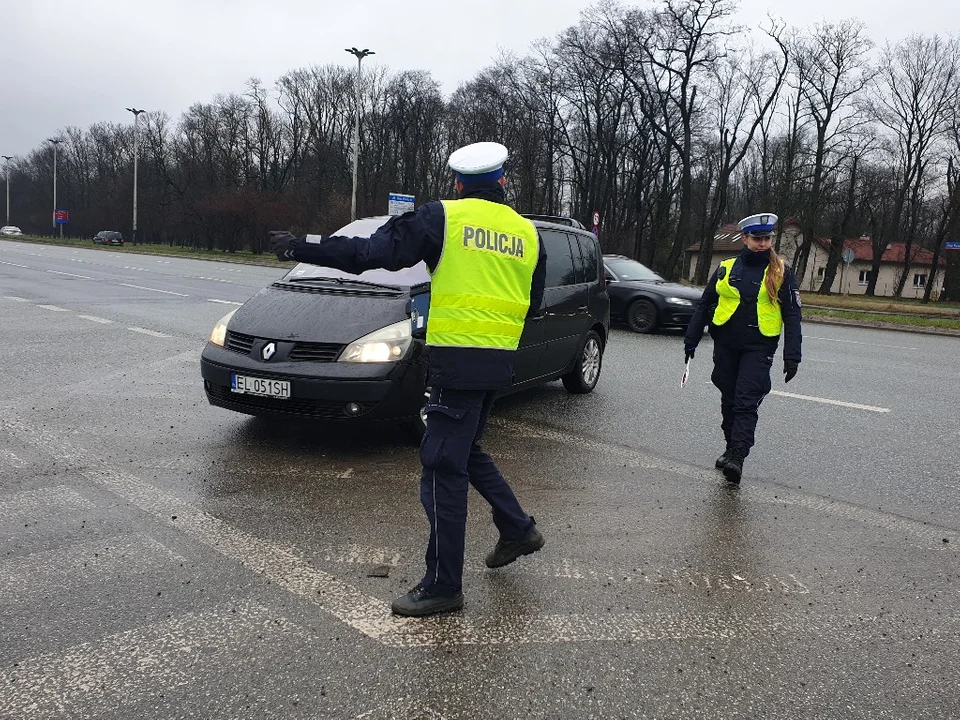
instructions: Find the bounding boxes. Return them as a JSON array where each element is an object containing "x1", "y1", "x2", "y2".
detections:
[{"x1": 200, "y1": 215, "x2": 611, "y2": 432}]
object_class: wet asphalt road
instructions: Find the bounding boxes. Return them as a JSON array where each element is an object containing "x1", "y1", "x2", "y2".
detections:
[{"x1": 1, "y1": 240, "x2": 958, "y2": 719}]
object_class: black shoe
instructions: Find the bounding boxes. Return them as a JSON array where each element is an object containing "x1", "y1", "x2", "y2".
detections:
[
  {"x1": 722, "y1": 447, "x2": 747, "y2": 484},
  {"x1": 485, "y1": 523, "x2": 545, "y2": 568},
  {"x1": 715, "y1": 446, "x2": 732, "y2": 469},
  {"x1": 391, "y1": 583, "x2": 464, "y2": 617}
]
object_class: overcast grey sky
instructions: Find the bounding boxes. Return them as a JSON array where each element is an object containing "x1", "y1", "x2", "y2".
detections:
[{"x1": 3, "y1": 0, "x2": 958, "y2": 158}]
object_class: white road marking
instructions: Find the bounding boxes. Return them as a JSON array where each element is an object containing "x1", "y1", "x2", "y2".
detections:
[
  {"x1": 77, "y1": 314, "x2": 113, "y2": 324},
  {"x1": 322, "y1": 544, "x2": 402, "y2": 567},
  {"x1": 127, "y1": 327, "x2": 171, "y2": 338},
  {"x1": 117, "y1": 282, "x2": 188, "y2": 297},
  {"x1": 0, "y1": 534, "x2": 185, "y2": 598},
  {"x1": 806, "y1": 334, "x2": 918, "y2": 351},
  {"x1": 357, "y1": 701, "x2": 447, "y2": 719},
  {"x1": 0, "y1": 449, "x2": 27, "y2": 468},
  {"x1": 0, "y1": 485, "x2": 95, "y2": 518},
  {"x1": 770, "y1": 390, "x2": 890, "y2": 413},
  {"x1": 495, "y1": 417, "x2": 956, "y2": 553},
  {"x1": 2, "y1": 295, "x2": 30, "y2": 302},
  {"x1": 207, "y1": 298, "x2": 243, "y2": 305},
  {"x1": 4, "y1": 416, "x2": 953, "y2": 652},
  {"x1": 0, "y1": 260, "x2": 29, "y2": 268},
  {"x1": 0, "y1": 602, "x2": 297, "y2": 719},
  {"x1": 36, "y1": 304, "x2": 70, "y2": 312},
  {"x1": 46, "y1": 270, "x2": 91, "y2": 279}
]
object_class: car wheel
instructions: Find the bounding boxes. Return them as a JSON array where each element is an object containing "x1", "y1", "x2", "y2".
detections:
[
  {"x1": 626, "y1": 299, "x2": 658, "y2": 334},
  {"x1": 562, "y1": 330, "x2": 603, "y2": 394}
]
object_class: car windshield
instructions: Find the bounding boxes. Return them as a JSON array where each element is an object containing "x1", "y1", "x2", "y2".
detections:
[
  {"x1": 605, "y1": 258, "x2": 664, "y2": 282},
  {"x1": 280, "y1": 216, "x2": 431, "y2": 289}
]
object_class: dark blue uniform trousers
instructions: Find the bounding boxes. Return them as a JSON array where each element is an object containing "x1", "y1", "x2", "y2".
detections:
[
  {"x1": 418, "y1": 387, "x2": 533, "y2": 596},
  {"x1": 711, "y1": 345, "x2": 774, "y2": 456}
]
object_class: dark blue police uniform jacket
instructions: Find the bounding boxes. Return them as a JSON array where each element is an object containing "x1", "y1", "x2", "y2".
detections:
[
  {"x1": 685, "y1": 246, "x2": 802, "y2": 361},
  {"x1": 287, "y1": 184, "x2": 547, "y2": 391}
]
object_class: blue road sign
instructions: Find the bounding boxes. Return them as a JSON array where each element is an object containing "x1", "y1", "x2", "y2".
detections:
[{"x1": 388, "y1": 193, "x2": 415, "y2": 216}]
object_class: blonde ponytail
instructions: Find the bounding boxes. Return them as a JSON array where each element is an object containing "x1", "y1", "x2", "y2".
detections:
[{"x1": 765, "y1": 249, "x2": 784, "y2": 304}]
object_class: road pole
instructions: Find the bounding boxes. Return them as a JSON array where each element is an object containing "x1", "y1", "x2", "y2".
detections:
[
  {"x1": 126, "y1": 108, "x2": 146, "y2": 245},
  {"x1": 1, "y1": 156, "x2": 12, "y2": 226},
  {"x1": 344, "y1": 47, "x2": 375, "y2": 222}
]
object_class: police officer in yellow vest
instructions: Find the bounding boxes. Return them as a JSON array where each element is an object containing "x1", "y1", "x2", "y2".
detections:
[
  {"x1": 269, "y1": 142, "x2": 547, "y2": 617},
  {"x1": 684, "y1": 213, "x2": 802, "y2": 483}
]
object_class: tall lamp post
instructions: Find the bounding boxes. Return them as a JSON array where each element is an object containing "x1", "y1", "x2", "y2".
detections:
[
  {"x1": 46, "y1": 138, "x2": 62, "y2": 237},
  {"x1": 126, "y1": 107, "x2": 146, "y2": 245},
  {"x1": 1, "y1": 155, "x2": 12, "y2": 227},
  {"x1": 344, "y1": 47, "x2": 374, "y2": 222}
]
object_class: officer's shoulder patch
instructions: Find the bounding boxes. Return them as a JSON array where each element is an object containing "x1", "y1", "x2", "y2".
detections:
[{"x1": 793, "y1": 290, "x2": 802, "y2": 308}]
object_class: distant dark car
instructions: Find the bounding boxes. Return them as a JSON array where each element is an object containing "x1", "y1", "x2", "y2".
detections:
[
  {"x1": 200, "y1": 215, "x2": 611, "y2": 431},
  {"x1": 93, "y1": 231, "x2": 124, "y2": 245},
  {"x1": 602, "y1": 254, "x2": 703, "y2": 333}
]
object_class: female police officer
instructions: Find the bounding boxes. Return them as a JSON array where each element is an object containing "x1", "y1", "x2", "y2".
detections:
[
  {"x1": 684, "y1": 213, "x2": 802, "y2": 484},
  {"x1": 269, "y1": 142, "x2": 547, "y2": 617}
]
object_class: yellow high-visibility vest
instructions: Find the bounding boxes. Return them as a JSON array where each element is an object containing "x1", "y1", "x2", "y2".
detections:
[
  {"x1": 712, "y1": 257, "x2": 783, "y2": 337},
  {"x1": 427, "y1": 199, "x2": 539, "y2": 349}
]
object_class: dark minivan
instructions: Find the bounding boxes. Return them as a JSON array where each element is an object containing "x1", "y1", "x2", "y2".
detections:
[{"x1": 200, "y1": 215, "x2": 610, "y2": 430}]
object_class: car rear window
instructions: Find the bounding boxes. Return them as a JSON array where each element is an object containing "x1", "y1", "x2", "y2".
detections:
[
  {"x1": 540, "y1": 230, "x2": 577, "y2": 287},
  {"x1": 574, "y1": 234, "x2": 599, "y2": 284}
]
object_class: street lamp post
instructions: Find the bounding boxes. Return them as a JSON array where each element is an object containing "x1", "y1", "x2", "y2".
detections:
[
  {"x1": 344, "y1": 47, "x2": 375, "y2": 222},
  {"x1": 126, "y1": 107, "x2": 146, "y2": 245},
  {"x1": 46, "y1": 138, "x2": 62, "y2": 237},
  {"x1": 1, "y1": 155, "x2": 12, "y2": 226}
]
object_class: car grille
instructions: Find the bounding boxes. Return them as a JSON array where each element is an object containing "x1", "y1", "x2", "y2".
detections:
[
  {"x1": 205, "y1": 383, "x2": 374, "y2": 419},
  {"x1": 224, "y1": 331, "x2": 342, "y2": 362},
  {"x1": 288, "y1": 342, "x2": 343, "y2": 362},
  {"x1": 225, "y1": 331, "x2": 255, "y2": 355}
]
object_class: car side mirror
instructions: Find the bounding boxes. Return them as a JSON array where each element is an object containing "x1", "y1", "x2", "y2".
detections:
[{"x1": 604, "y1": 274, "x2": 616, "y2": 283}]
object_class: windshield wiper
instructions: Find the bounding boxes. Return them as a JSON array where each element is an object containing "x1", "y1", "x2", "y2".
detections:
[{"x1": 283, "y1": 276, "x2": 402, "y2": 291}]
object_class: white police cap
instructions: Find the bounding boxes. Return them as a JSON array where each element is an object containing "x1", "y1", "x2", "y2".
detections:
[
  {"x1": 448, "y1": 142, "x2": 509, "y2": 177},
  {"x1": 738, "y1": 212, "x2": 778, "y2": 237}
]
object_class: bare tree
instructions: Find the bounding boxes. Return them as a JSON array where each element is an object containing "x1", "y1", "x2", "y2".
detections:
[
  {"x1": 790, "y1": 19, "x2": 874, "y2": 284},
  {"x1": 870, "y1": 34, "x2": 960, "y2": 296},
  {"x1": 694, "y1": 20, "x2": 788, "y2": 284}
]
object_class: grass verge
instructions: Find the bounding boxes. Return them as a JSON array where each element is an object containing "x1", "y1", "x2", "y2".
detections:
[{"x1": 803, "y1": 307, "x2": 960, "y2": 332}]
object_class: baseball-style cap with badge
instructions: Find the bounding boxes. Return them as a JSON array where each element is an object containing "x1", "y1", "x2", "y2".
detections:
[
  {"x1": 448, "y1": 142, "x2": 509, "y2": 184},
  {"x1": 738, "y1": 213, "x2": 778, "y2": 238}
]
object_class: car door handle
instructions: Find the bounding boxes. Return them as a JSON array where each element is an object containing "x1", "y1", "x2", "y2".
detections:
[
  {"x1": 530, "y1": 314, "x2": 545, "y2": 322},
  {"x1": 577, "y1": 305, "x2": 588, "y2": 311}
]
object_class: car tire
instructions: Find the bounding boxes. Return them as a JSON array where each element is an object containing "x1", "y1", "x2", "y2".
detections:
[
  {"x1": 561, "y1": 330, "x2": 603, "y2": 394},
  {"x1": 626, "y1": 299, "x2": 658, "y2": 334}
]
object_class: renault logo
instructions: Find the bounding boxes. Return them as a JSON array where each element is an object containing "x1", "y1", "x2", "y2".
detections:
[{"x1": 261, "y1": 342, "x2": 276, "y2": 361}]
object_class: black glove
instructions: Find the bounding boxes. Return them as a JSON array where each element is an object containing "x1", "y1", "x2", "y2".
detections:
[
  {"x1": 269, "y1": 230, "x2": 299, "y2": 261},
  {"x1": 783, "y1": 359, "x2": 799, "y2": 384},
  {"x1": 684, "y1": 347, "x2": 696, "y2": 362}
]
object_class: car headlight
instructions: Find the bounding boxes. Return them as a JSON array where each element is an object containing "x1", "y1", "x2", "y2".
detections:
[
  {"x1": 209, "y1": 309, "x2": 237, "y2": 346},
  {"x1": 339, "y1": 320, "x2": 412, "y2": 363},
  {"x1": 666, "y1": 296, "x2": 694, "y2": 306}
]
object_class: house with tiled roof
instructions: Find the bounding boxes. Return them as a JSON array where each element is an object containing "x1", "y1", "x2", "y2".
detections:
[{"x1": 685, "y1": 221, "x2": 946, "y2": 298}]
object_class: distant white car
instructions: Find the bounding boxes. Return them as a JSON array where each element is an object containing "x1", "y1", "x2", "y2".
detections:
[{"x1": 0, "y1": 225, "x2": 22, "y2": 236}]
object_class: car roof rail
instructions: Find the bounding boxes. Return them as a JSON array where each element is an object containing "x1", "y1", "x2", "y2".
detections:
[{"x1": 521, "y1": 214, "x2": 587, "y2": 230}]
